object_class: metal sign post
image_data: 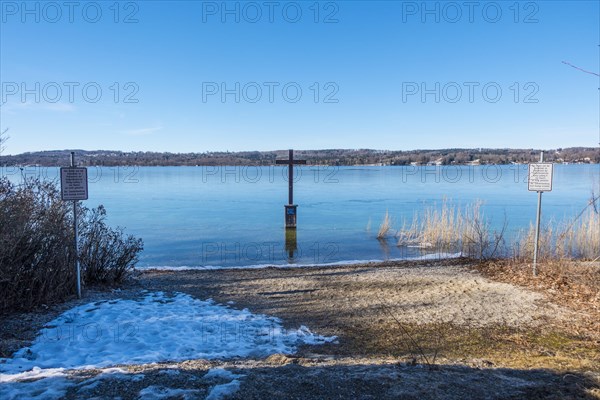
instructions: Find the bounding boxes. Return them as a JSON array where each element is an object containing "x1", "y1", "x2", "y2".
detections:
[
  {"x1": 528, "y1": 151, "x2": 553, "y2": 276},
  {"x1": 60, "y1": 152, "x2": 88, "y2": 298}
]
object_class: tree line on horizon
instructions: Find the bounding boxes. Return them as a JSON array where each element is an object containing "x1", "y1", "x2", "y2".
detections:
[{"x1": 1, "y1": 147, "x2": 598, "y2": 167}]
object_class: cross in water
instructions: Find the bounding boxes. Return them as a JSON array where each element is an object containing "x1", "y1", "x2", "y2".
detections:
[
  {"x1": 276, "y1": 149, "x2": 306, "y2": 205},
  {"x1": 276, "y1": 149, "x2": 306, "y2": 229}
]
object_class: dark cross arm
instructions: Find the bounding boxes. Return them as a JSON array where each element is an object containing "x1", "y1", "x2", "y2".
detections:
[
  {"x1": 275, "y1": 160, "x2": 307, "y2": 165},
  {"x1": 276, "y1": 150, "x2": 307, "y2": 205}
]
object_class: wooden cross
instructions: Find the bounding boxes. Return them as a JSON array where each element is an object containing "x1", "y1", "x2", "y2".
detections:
[{"x1": 276, "y1": 149, "x2": 306, "y2": 205}]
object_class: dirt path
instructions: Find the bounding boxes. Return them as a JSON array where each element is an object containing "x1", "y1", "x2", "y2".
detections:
[
  {"x1": 2, "y1": 259, "x2": 599, "y2": 399},
  {"x1": 138, "y1": 259, "x2": 569, "y2": 356}
]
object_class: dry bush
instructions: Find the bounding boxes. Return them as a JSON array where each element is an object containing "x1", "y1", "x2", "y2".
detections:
[
  {"x1": 556, "y1": 206, "x2": 599, "y2": 260},
  {"x1": 512, "y1": 222, "x2": 554, "y2": 262},
  {"x1": 79, "y1": 205, "x2": 143, "y2": 284},
  {"x1": 0, "y1": 178, "x2": 75, "y2": 312},
  {"x1": 513, "y1": 204, "x2": 599, "y2": 262},
  {"x1": 377, "y1": 210, "x2": 392, "y2": 239},
  {"x1": 396, "y1": 199, "x2": 506, "y2": 259},
  {"x1": 0, "y1": 178, "x2": 143, "y2": 313}
]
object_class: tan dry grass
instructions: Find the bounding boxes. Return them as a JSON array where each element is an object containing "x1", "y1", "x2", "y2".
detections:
[
  {"x1": 513, "y1": 207, "x2": 599, "y2": 261},
  {"x1": 396, "y1": 199, "x2": 499, "y2": 258},
  {"x1": 377, "y1": 210, "x2": 392, "y2": 239}
]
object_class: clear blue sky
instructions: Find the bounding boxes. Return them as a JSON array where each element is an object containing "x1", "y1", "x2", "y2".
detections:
[{"x1": 1, "y1": 0, "x2": 599, "y2": 154}]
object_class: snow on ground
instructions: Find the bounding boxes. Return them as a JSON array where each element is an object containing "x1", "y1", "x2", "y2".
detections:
[
  {"x1": 205, "y1": 379, "x2": 242, "y2": 400},
  {"x1": 0, "y1": 366, "x2": 149, "y2": 400},
  {"x1": 135, "y1": 368, "x2": 247, "y2": 400},
  {"x1": 0, "y1": 291, "x2": 336, "y2": 399},
  {"x1": 203, "y1": 368, "x2": 244, "y2": 381},
  {"x1": 138, "y1": 385, "x2": 200, "y2": 399},
  {"x1": 135, "y1": 368, "x2": 246, "y2": 400},
  {"x1": 0, "y1": 368, "x2": 72, "y2": 400},
  {"x1": 202, "y1": 367, "x2": 246, "y2": 399},
  {"x1": 1, "y1": 291, "x2": 336, "y2": 373}
]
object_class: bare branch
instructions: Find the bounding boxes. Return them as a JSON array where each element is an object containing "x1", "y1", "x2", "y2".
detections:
[
  {"x1": 561, "y1": 61, "x2": 600, "y2": 77},
  {"x1": 0, "y1": 128, "x2": 9, "y2": 155}
]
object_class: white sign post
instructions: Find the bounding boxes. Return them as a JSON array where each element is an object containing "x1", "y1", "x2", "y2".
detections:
[
  {"x1": 60, "y1": 167, "x2": 88, "y2": 201},
  {"x1": 528, "y1": 152, "x2": 553, "y2": 276},
  {"x1": 528, "y1": 163, "x2": 553, "y2": 192},
  {"x1": 60, "y1": 152, "x2": 88, "y2": 299}
]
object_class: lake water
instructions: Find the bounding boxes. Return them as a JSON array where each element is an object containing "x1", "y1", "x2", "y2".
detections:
[{"x1": 4, "y1": 164, "x2": 598, "y2": 268}]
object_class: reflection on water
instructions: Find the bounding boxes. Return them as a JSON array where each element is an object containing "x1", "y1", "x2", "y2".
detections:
[
  {"x1": 285, "y1": 229, "x2": 298, "y2": 262},
  {"x1": 377, "y1": 238, "x2": 391, "y2": 259}
]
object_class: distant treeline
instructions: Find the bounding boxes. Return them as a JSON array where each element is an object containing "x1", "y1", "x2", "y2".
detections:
[{"x1": 1, "y1": 148, "x2": 599, "y2": 167}]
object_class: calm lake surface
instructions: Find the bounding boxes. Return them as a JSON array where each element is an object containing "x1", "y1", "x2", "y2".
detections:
[{"x1": 5, "y1": 165, "x2": 599, "y2": 268}]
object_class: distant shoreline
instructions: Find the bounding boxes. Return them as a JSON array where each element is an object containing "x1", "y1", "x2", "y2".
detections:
[
  {"x1": 3, "y1": 162, "x2": 599, "y2": 168},
  {"x1": 1, "y1": 147, "x2": 598, "y2": 167}
]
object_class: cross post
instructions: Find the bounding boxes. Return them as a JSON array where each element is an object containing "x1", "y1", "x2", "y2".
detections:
[{"x1": 276, "y1": 149, "x2": 306, "y2": 229}]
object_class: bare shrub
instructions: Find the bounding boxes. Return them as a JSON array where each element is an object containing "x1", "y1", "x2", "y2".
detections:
[
  {"x1": 0, "y1": 178, "x2": 74, "y2": 312},
  {"x1": 461, "y1": 202, "x2": 507, "y2": 260},
  {"x1": 0, "y1": 178, "x2": 143, "y2": 313},
  {"x1": 79, "y1": 205, "x2": 143, "y2": 284}
]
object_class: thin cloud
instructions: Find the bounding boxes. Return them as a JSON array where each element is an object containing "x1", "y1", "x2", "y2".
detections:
[
  {"x1": 121, "y1": 126, "x2": 164, "y2": 136},
  {"x1": 0, "y1": 102, "x2": 76, "y2": 114},
  {"x1": 44, "y1": 103, "x2": 76, "y2": 112}
]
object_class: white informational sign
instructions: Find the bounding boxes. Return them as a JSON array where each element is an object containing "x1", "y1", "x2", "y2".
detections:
[
  {"x1": 60, "y1": 167, "x2": 89, "y2": 200},
  {"x1": 528, "y1": 163, "x2": 553, "y2": 192}
]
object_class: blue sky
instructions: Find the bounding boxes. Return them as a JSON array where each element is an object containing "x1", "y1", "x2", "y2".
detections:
[{"x1": 1, "y1": 0, "x2": 599, "y2": 154}]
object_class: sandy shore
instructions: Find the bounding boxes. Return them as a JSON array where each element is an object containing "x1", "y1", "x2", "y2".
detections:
[
  {"x1": 138, "y1": 259, "x2": 567, "y2": 355},
  {"x1": 1, "y1": 258, "x2": 599, "y2": 399}
]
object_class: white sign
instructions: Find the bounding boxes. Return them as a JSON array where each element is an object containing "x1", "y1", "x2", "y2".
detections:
[
  {"x1": 60, "y1": 167, "x2": 88, "y2": 200},
  {"x1": 528, "y1": 163, "x2": 553, "y2": 192}
]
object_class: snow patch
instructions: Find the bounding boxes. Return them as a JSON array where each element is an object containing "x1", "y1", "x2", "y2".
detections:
[
  {"x1": 205, "y1": 379, "x2": 242, "y2": 400},
  {"x1": 0, "y1": 368, "x2": 71, "y2": 400},
  {"x1": 203, "y1": 368, "x2": 245, "y2": 400},
  {"x1": 158, "y1": 369, "x2": 180, "y2": 376},
  {"x1": 0, "y1": 292, "x2": 335, "y2": 399},
  {"x1": 1, "y1": 291, "x2": 335, "y2": 374},
  {"x1": 203, "y1": 368, "x2": 244, "y2": 381},
  {"x1": 138, "y1": 385, "x2": 199, "y2": 399}
]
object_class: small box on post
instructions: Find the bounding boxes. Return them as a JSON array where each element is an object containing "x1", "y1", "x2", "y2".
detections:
[
  {"x1": 285, "y1": 204, "x2": 298, "y2": 229},
  {"x1": 276, "y1": 149, "x2": 306, "y2": 230}
]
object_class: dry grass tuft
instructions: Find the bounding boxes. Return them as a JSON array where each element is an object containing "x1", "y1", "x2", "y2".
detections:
[
  {"x1": 396, "y1": 199, "x2": 505, "y2": 259},
  {"x1": 394, "y1": 194, "x2": 597, "y2": 262},
  {"x1": 513, "y1": 206, "x2": 599, "y2": 261},
  {"x1": 377, "y1": 210, "x2": 392, "y2": 239}
]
